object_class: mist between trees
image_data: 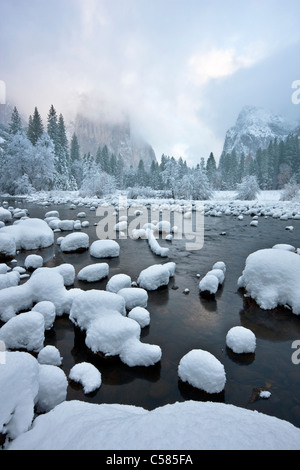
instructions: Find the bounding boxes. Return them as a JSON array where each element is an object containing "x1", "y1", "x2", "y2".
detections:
[{"x1": 0, "y1": 105, "x2": 299, "y2": 199}]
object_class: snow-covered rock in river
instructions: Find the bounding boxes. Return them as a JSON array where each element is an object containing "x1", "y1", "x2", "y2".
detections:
[
  {"x1": 128, "y1": 306, "x2": 150, "y2": 327},
  {"x1": 35, "y1": 364, "x2": 68, "y2": 413},
  {"x1": 272, "y1": 243, "x2": 295, "y2": 252},
  {"x1": 137, "y1": 262, "x2": 176, "y2": 290},
  {"x1": 226, "y1": 326, "x2": 256, "y2": 354},
  {"x1": 117, "y1": 287, "x2": 148, "y2": 310},
  {"x1": 37, "y1": 345, "x2": 63, "y2": 366},
  {"x1": 0, "y1": 351, "x2": 39, "y2": 440},
  {"x1": 89, "y1": 240, "x2": 120, "y2": 258},
  {"x1": 0, "y1": 218, "x2": 54, "y2": 251},
  {"x1": 238, "y1": 248, "x2": 300, "y2": 314},
  {"x1": 24, "y1": 254, "x2": 43, "y2": 270},
  {"x1": 106, "y1": 273, "x2": 132, "y2": 293},
  {"x1": 69, "y1": 362, "x2": 102, "y2": 394},
  {"x1": 7, "y1": 399, "x2": 300, "y2": 450},
  {"x1": 77, "y1": 263, "x2": 109, "y2": 282},
  {"x1": 0, "y1": 233, "x2": 16, "y2": 259},
  {"x1": 178, "y1": 349, "x2": 226, "y2": 394},
  {"x1": 0, "y1": 207, "x2": 12, "y2": 223},
  {"x1": 60, "y1": 232, "x2": 89, "y2": 252},
  {"x1": 32, "y1": 301, "x2": 56, "y2": 330},
  {"x1": 199, "y1": 261, "x2": 226, "y2": 295},
  {"x1": 0, "y1": 270, "x2": 20, "y2": 290},
  {"x1": 146, "y1": 229, "x2": 169, "y2": 257},
  {"x1": 0, "y1": 311, "x2": 45, "y2": 352}
]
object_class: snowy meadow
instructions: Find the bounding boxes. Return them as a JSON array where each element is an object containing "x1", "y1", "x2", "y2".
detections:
[{"x1": 1, "y1": 189, "x2": 300, "y2": 450}]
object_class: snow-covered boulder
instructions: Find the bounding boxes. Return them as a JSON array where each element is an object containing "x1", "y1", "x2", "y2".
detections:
[
  {"x1": 178, "y1": 349, "x2": 226, "y2": 394},
  {"x1": 69, "y1": 362, "x2": 102, "y2": 394},
  {"x1": 137, "y1": 263, "x2": 174, "y2": 291},
  {"x1": 226, "y1": 326, "x2": 256, "y2": 354},
  {"x1": 58, "y1": 220, "x2": 75, "y2": 231},
  {"x1": 0, "y1": 266, "x2": 74, "y2": 322},
  {"x1": 0, "y1": 311, "x2": 45, "y2": 352},
  {"x1": 85, "y1": 313, "x2": 141, "y2": 356},
  {"x1": 199, "y1": 274, "x2": 219, "y2": 295},
  {"x1": 106, "y1": 273, "x2": 132, "y2": 293},
  {"x1": 60, "y1": 232, "x2": 89, "y2": 252},
  {"x1": 69, "y1": 289, "x2": 126, "y2": 331},
  {"x1": 117, "y1": 287, "x2": 148, "y2": 310},
  {"x1": 119, "y1": 338, "x2": 162, "y2": 367},
  {"x1": 238, "y1": 248, "x2": 300, "y2": 314},
  {"x1": 77, "y1": 263, "x2": 109, "y2": 282},
  {"x1": 0, "y1": 233, "x2": 16, "y2": 259},
  {"x1": 0, "y1": 207, "x2": 12, "y2": 223},
  {"x1": 24, "y1": 254, "x2": 43, "y2": 270},
  {"x1": 0, "y1": 351, "x2": 39, "y2": 440},
  {"x1": 90, "y1": 240, "x2": 120, "y2": 258},
  {"x1": 0, "y1": 271, "x2": 20, "y2": 290},
  {"x1": 35, "y1": 364, "x2": 68, "y2": 413},
  {"x1": 0, "y1": 218, "x2": 54, "y2": 251},
  {"x1": 32, "y1": 301, "x2": 56, "y2": 330},
  {"x1": 8, "y1": 399, "x2": 300, "y2": 450},
  {"x1": 272, "y1": 243, "x2": 295, "y2": 252},
  {"x1": 146, "y1": 229, "x2": 169, "y2": 257},
  {"x1": 128, "y1": 306, "x2": 150, "y2": 327},
  {"x1": 37, "y1": 345, "x2": 62, "y2": 366}
]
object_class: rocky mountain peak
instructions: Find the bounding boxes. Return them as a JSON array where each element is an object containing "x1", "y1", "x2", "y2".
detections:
[{"x1": 222, "y1": 105, "x2": 295, "y2": 157}]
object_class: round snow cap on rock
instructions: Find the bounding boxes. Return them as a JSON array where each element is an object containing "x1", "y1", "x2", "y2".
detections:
[
  {"x1": 226, "y1": 326, "x2": 256, "y2": 354},
  {"x1": 90, "y1": 240, "x2": 120, "y2": 258},
  {"x1": 178, "y1": 349, "x2": 226, "y2": 394},
  {"x1": 60, "y1": 232, "x2": 89, "y2": 252}
]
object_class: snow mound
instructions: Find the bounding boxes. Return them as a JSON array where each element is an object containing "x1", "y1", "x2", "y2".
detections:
[
  {"x1": 0, "y1": 233, "x2": 16, "y2": 259},
  {"x1": 272, "y1": 243, "x2": 295, "y2": 252},
  {"x1": 60, "y1": 232, "x2": 89, "y2": 252},
  {"x1": 199, "y1": 261, "x2": 226, "y2": 295},
  {"x1": 37, "y1": 345, "x2": 63, "y2": 366},
  {"x1": 0, "y1": 266, "x2": 74, "y2": 322},
  {"x1": 128, "y1": 306, "x2": 150, "y2": 327},
  {"x1": 117, "y1": 287, "x2": 148, "y2": 310},
  {"x1": 238, "y1": 248, "x2": 300, "y2": 314},
  {"x1": 90, "y1": 240, "x2": 120, "y2": 258},
  {"x1": 0, "y1": 351, "x2": 39, "y2": 440},
  {"x1": 32, "y1": 301, "x2": 56, "y2": 330},
  {"x1": 119, "y1": 337, "x2": 162, "y2": 367},
  {"x1": 178, "y1": 349, "x2": 226, "y2": 394},
  {"x1": 0, "y1": 218, "x2": 54, "y2": 250},
  {"x1": 69, "y1": 289, "x2": 126, "y2": 331},
  {"x1": 69, "y1": 362, "x2": 102, "y2": 394},
  {"x1": 0, "y1": 311, "x2": 45, "y2": 352},
  {"x1": 36, "y1": 364, "x2": 68, "y2": 413},
  {"x1": 0, "y1": 207, "x2": 12, "y2": 223},
  {"x1": 77, "y1": 263, "x2": 109, "y2": 282},
  {"x1": 146, "y1": 229, "x2": 169, "y2": 257},
  {"x1": 9, "y1": 399, "x2": 300, "y2": 450},
  {"x1": 24, "y1": 254, "x2": 43, "y2": 270},
  {"x1": 226, "y1": 326, "x2": 256, "y2": 353},
  {"x1": 137, "y1": 262, "x2": 176, "y2": 290},
  {"x1": 0, "y1": 271, "x2": 20, "y2": 290},
  {"x1": 106, "y1": 273, "x2": 132, "y2": 293}
]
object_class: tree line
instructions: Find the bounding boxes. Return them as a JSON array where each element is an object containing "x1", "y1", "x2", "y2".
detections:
[{"x1": 0, "y1": 104, "x2": 299, "y2": 198}]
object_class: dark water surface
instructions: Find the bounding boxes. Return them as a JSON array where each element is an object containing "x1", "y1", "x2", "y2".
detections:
[{"x1": 2, "y1": 198, "x2": 300, "y2": 429}]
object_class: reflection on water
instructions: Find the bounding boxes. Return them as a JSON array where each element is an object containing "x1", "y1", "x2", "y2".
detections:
[{"x1": 2, "y1": 197, "x2": 300, "y2": 428}]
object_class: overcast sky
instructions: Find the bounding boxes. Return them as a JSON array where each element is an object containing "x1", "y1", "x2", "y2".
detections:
[{"x1": 1, "y1": 0, "x2": 299, "y2": 165}]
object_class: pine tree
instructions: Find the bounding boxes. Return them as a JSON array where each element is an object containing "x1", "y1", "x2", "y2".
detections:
[
  {"x1": 9, "y1": 106, "x2": 22, "y2": 134},
  {"x1": 206, "y1": 152, "x2": 217, "y2": 187},
  {"x1": 101, "y1": 145, "x2": 110, "y2": 174},
  {"x1": 27, "y1": 107, "x2": 44, "y2": 145},
  {"x1": 47, "y1": 105, "x2": 58, "y2": 147},
  {"x1": 70, "y1": 133, "x2": 80, "y2": 162}
]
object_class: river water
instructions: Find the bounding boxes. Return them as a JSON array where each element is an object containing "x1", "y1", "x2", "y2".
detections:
[{"x1": 2, "y1": 197, "x2": 300, "y2": 429}]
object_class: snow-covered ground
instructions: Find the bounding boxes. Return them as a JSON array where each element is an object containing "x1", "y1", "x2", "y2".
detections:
[{"x1": 1, "y1": 189, "x2": 300, "y2": 450}]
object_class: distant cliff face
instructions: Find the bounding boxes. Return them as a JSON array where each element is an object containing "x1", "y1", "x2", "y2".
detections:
[
  {"x1": 222, "y1": 105, "x2": 295, "y2": 157},
  {"x1": 69, "y1": 114, "x2": 156, "y2": 169}
]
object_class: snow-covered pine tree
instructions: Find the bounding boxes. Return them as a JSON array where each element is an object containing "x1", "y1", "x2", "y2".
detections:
[
  {"x1": 9, "y1": 106, "x2": 22, "y2": 135},
  {"x1": 27, "y1": 107, "x2": 44, "y2": 145}
]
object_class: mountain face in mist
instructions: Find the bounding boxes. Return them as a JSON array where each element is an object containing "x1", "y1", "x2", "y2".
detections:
[
  {"x1": 222, "y1": 105, "x2": 295, "y2": 157},
  {"x1": 69, "y1": 114, "x2": 156, "y2": 169}
]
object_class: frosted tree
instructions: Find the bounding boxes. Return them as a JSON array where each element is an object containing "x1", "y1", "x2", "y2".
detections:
[
  {"x1": 31, "y1": 132, "x2": 55, "y2": 190},
  {"x1": 27, "y1": 107, "x2": 44, "y2": 145},
  {"x1": 161, "y1": 157, "x2": 180, "y2": 197},
  {"x1": 190, "y1": 167, "x2": 212, "y2": 200},
  {"x1": 9, "y1": 106, "x2": 23, "y2": 135},
  {"x1": 0, "y1": 131, "x2": 34, "y2": 194},
  {"x1": 235, "y1": 175, "x2": 260, "y2": 200}
]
